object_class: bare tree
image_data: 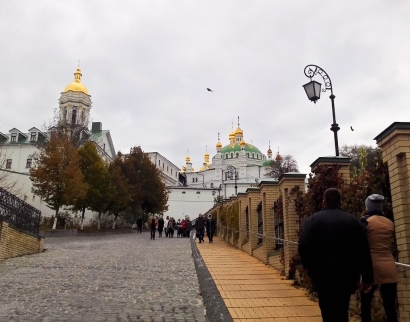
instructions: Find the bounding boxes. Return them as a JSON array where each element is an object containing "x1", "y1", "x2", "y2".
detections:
[{"x1": 265, "y1": 154, "x2": 299, "y2": 179}]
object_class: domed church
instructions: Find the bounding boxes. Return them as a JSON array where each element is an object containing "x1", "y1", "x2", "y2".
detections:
[{"x1": 179, "y1": 117, "x2": 274, "y2": 197}]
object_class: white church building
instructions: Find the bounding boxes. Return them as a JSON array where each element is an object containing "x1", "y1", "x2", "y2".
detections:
[
  {"x1": 0, "y1": 67, "x2": 116, "y2": 220},
  {"x1": 158, "y1": 121, "x2": 276, "y2": 220}
]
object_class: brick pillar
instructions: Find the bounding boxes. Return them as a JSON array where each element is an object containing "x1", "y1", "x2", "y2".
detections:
[
  {"x1": 246, "y1": 187, "x2": 262, "y2": 254},
  {"x1": 259, "y1": 179, "x2": 280, "y2": 261},
  {"x1": 375, "y1": 122, "x2": 410, "y2": 322},
  {"x1": 280, "y1": 173, "x2": 306, "y2": 277},
  {"x1": 0, "y1": 222, "x2": 9, "y2": 262},
  {"x1": 310, "y1": 156, "x2": 351, "y2": 183},
  {"x1": 237, "y1": 193, "x2": 247, "y2": 249}
]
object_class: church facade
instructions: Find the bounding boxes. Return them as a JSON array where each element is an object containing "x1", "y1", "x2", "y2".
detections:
[
  {"x1": 0, "y1": 68, "x2": 116, "y2": 220},
  {"x1": 163, "y1": 121, "x2": 275, "y2": 220}
]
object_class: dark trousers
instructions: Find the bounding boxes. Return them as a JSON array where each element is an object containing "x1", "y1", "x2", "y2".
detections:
[
  {"x1": 137, "y1": 226, "x2": 142, "y2": 233},
  {"x1": 197, "y1": 229, "x2": 204, "y2": 242},
  {"x1": 317, "y1": 290, "x2": 351, "y2": 322},
  {"x1": 158, "y1": 228, "x2": 163, "y2": 237},
  {"x1": 361, "y1": 283, "x2": 398, "y2": 322},
  {"x1": 207, "y1": 231, "x2": 214, "y2": 242},
  {"x1": 150, "y1": 228, "x2": 156, "y2": 239}
]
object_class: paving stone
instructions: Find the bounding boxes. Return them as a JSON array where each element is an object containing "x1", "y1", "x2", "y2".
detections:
[{"x1": 0, "y1": 233, "x2": 208, "y2": 322}]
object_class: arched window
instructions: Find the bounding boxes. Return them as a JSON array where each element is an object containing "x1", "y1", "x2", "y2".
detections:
[
  {"x1": 196, "y1": 178, "x2": 198, "y2": 182},
  {"x1": 231, "y1": 153, "x2": 233, "y2": 158},
  {"x1": 257, "y1": 154, "x2": 259, "y2": 160},
  {"x1": 247, "y1": 153, "x2": 249, "y2": 158},
  {"x1": 226, "y1": 153, "x2": 228, "y2": 159},
  {"x1": 192, "y1": 178, "x2": 195, "y2": 183},
  {"x1": 236, "y1": 153, "x2": 239, "y2": 158},
  {"x1": 64, "y1": 108, "x2": 67, "y2": 121},
  {"x1": 159, "y1": 160, "x2": 161, "y2": 166},
  {"x1": 81, "y1": 110, "x2": 84, "y2": 121},
  {"x1": 71, "y1": 109, "x2": 77, "y2": 124},
  {"x1": 252, "y1": 153, "x2": 255, "y2": 159}
]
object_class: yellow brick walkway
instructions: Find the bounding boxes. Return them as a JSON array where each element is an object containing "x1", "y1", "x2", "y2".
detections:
[{"x1": 197, "y1": 236, "x2": 322, "y2": 321}]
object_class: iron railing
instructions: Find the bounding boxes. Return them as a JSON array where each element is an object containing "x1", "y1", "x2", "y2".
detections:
[
  {"x1": 0, "y1": 186, "x2": 41, "y2": 235},
  {"x1": 217, "y1": 224, "x2": 410, "y2": 268}
]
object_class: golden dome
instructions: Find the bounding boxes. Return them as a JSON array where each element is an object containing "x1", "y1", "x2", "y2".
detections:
[
  {"x1": 235, "y1": 127, "x2": 243, "y2": 136},
  {"x1": 267, "y1": 148, "x2": 272, "y2": 155},
  {"x1": 64, "y1": 68, "x2": 89, "y2": 94},
  {"x1": 200, "y1": 166, "x2": 204, "y2": 171},
  {"x1": 240, "y1": 139, "x2": 246, "y2": 146},
  {"x1": 205, "y1": 151, "x2": 210, "y2": 157},
  {"x1": 191, "y1": 167, "x2": 195, "y2": 172},
  {"x1": 216, "y1": 141, "x2": 222, "y2": 148},
  {"x1": 185, "y1": 156, "x2": 191, "y2": 163},
  {"x1": 229, "y1": 131, "x2": 235, "y2": 140}
]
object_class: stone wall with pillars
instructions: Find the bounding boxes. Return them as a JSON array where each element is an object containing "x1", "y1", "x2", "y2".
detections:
[
  {"x1": 246, "y1": 188, "x2": 262, "y2": 255},
  {"x1": 375, "y1": 122, "x2": 410, "y2": 322},
  {"x1": 310, "y1": 156, "x2": 351, "y2": 183},
  {"x1": 279, "y1": 173, "x2": 306, "y2": 276},
  {"x1": 259, "y1": 179, "x2": 280, "y2": 263},
  {"x1": 237, "y1": 193, "x2": 248, "y2": 250}
]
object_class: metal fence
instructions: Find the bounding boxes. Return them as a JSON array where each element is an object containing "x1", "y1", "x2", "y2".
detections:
[
  {"x1": 217, "y1": 224, "x2": 410, "y2": 269},
  {"x1": 0, "y1": 187, "x2": 41, "y2": 235}
]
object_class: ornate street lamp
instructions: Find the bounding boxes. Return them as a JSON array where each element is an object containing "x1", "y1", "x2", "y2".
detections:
[
  {"x1": 226, "y1": 165, "x2": 238, "y2": 195},
  {"x1": 303, "y1": 65, "x2": 340, "y2": 156}
]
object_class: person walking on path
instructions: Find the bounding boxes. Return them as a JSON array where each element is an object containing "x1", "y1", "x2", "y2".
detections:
[
  {"x1": 185, "y1": 216, "x2": 192, "y2": 238},
  {"x1": 298, "y1": 188, "x2": 373, "y2": 322},
  {"x1": 195, "y1": 213, "x2": 206, "y2": 243},
  {"x1": 164, "y1": 216, "x2": 169, "y2": 237},
  {"x1": 149, "y1": 215, "x2": 157, "y2": 240},
  {"x1": 167, "y1": 217, "x2": 174, "y2": 238},
  {"x1": 360, "y1": 194, "x2": 399, "y2": 322},
  {"x1": 206, "y1": 214, "x2": 216, "y2": 243},
  {"x1": 136, "y1": 217, "x2": 143, "y2": 234},
  {"x1": 157, "y1": 215, "x2": 165, "y2": 238}
]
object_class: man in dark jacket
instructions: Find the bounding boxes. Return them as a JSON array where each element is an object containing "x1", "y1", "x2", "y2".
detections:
[
  {"x1": 157, "y1": 215, "x2": 165, "y2": 238},
  {"x1": 195, "y1": 213, "x2": 206, "y2": 243},
  {"x1": 298, "y1": 188, "x2": 373, "y2": 322},
  {"x1": 206, "y1": 214, "x2": 216, "y2": 243}
]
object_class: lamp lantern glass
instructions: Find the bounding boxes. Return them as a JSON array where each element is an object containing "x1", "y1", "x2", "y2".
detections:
[{"x1": 303, "y1": 80, "x2": 322, "y2": 102}]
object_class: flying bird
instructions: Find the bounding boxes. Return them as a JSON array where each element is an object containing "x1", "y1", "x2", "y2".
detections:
[
  {"x1": 206, "y1": 88, "x2": 213, "y2": 92},
  {"x1": 350, "y1": 126, "x2": 354, "y2": 131}
]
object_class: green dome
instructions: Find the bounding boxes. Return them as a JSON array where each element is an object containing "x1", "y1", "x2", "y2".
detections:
[
  {"x1": 220, "y1": 142, "x2": 262, "y2": 155},
  {"x1": 263, "y1": 159, "x2": 272, "y2": 166}
]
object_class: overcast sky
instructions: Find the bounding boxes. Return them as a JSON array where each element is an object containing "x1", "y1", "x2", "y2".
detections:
[{"x1": 1, "y1": 1, "x2": 410, "y2": 175}]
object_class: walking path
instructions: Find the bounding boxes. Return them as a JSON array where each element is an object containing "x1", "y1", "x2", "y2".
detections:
[
  {"x1": 196, "y1": 236, "x2": 322, "y2": 321},
  {"x1": 0, "y1": 232, "x2": 206, "y2": 322}
]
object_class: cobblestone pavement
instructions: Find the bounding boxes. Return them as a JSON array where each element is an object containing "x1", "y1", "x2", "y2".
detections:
[{"x1": 0, "y1": 232, "x2": 207, "y2": 322}]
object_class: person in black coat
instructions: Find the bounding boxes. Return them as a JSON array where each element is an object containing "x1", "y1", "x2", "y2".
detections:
[
  {"x1": 298, "y1": 188, "x2": 373, "y2": 322},
  {"x1": 157, "y1": 215, "x2": 165, "y2": 238},
  {"x1": 136, "y1": 217, "x2": 143, "y2": 234},
  {"x1": 195, "y1": 213, "x2": 206, "y2": 243},
  {"x1": 206, "y1": 214, "x2": 216, "y2": 243}
]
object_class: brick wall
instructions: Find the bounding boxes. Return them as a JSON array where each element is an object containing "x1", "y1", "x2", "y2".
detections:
[
  {"x1": 268, "y1": 252, "x2": 283, "y2": 273},
  {"x1": 375, "y1": 123, "x2": 410, "y2": 322},
  {"x1": 253, "y1": 244, "x2": 267, "y2": 264},
  {"x1": 0, "y1": 221, "x2": 44, "y2": 261}
]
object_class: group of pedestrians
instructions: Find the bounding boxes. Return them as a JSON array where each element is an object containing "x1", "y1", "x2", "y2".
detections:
[
  {"x1": 299, "y1": 188, "x2": 398, "y2": 322},
  {"x1": 195, "y1": 213, "x2": 216, "y2": 243},
  {"x1": 147, "y1": 215, "x2": 194, "y2": 240}
]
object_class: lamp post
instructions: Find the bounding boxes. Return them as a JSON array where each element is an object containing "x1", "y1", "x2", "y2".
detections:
[
  {"x1": 303, "y1": 64, "x2": 340, "y2": 156},
  {"x1": 226, "y1": 165, "x2": 238, "y2": 196}
]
